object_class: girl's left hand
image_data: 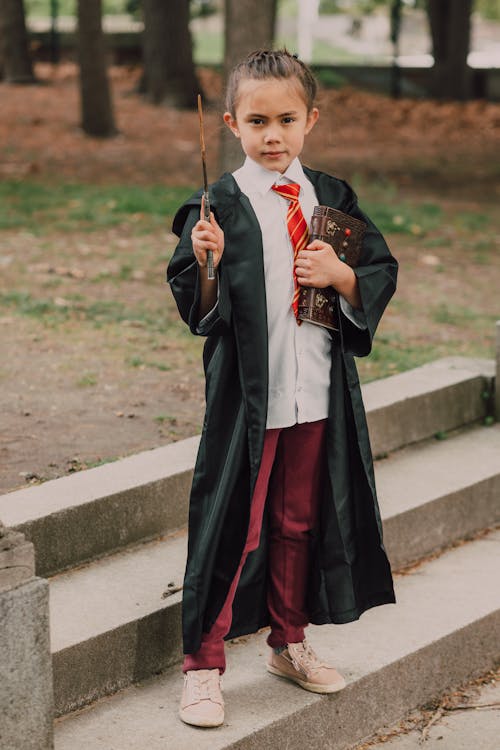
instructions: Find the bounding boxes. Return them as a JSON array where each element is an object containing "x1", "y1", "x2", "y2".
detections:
[
  {"x1": 296, "y1": 239, "x2": 362, "y2": 309},
  {"x1": 295, "y1": 239, "x2": 346, "y2": 289}
]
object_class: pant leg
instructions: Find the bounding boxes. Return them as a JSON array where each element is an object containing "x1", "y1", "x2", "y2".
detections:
[
  {"x1": 266, "y1": 419, "x2": 328, "y2": 649},
  {"x1": 182, "y1": 427, "x2": 282, "y2": 674}
]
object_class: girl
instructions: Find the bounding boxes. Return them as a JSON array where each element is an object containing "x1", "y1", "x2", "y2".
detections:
[{"x1": 168, "y1": 49, "x2": 397, "y2": 728}]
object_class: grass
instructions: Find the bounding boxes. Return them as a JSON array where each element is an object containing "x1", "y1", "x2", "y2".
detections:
[
  {"x1": 25, "y1": 1, "x2": 127, "y2": 16},
  {"x1": 1, "y1": 178, "x2": 498, "y2": 385},
  {"x1": 77, "y1": 372, "x2": 98, "y2": 387},
  {"x1": 0, "y1": 182, "x2": 193, "y2": 233},
  {"x1": 358, "y1": 190, "x2": 444, "y2": 236},
  {"x1": 0, "y1": 180, "x2": 451, "y2": 237},
  {"x1": 0, "y1": 289, "x2": 182, "y2": 334}
]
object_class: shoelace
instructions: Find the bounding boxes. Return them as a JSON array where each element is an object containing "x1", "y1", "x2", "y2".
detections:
[
  {"x1": 187, "y1": 671, "x2": 222, "y2": 703},
  {"x1": 288, "y1": 641, "x2": 325, "y2": 673}
]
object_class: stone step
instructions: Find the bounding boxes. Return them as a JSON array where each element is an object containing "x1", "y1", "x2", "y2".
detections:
[
  {"x1": 50, "y1": 530, "x2": 186, "y2": 717},
  {"x1": 0, "y1": 436, "x2": 199, "y2": 578},
  {"x1": 49, "y1": 423, "x2": 500, "y2": 716},
  {"x1": 0, "y1": 357, "x2": 493, "y2": 578},
  {"x1": 378, "y1": 422, "x2": 500, "y2": 569},
  {"x1": 53, "y1": 529, "x2": 500, "y2": 750},
  {"x1": 363, "y1": 356, "x2": 493, "y2": 457}
]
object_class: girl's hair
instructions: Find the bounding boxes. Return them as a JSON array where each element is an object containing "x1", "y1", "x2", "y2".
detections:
[{"x1": 225, "y1": 49, "x2": 318, "y2": 115}]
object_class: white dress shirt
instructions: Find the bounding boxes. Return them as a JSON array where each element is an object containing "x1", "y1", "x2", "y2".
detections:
[{"x1": 201, "y1": 156, "x2": 366, "y2": 429}]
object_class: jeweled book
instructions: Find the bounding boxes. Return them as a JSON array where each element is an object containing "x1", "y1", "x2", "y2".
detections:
[{"x1": 298, "y1": 205, "x2": 366, "y2": 331}]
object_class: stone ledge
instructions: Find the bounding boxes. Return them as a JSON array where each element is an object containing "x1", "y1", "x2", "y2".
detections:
[
  {"x1": 0, "y1": 526, "x2": 35, "y2": 593},
  {"x1": 0, "y1": 358, "x2": 493, "y2": 577},
  {"x1": 363, "y1": 356, "x2": 494, "y2": 456},
  {"x1": 0, "y1": 577, "x2": 53, "y2": 750}
]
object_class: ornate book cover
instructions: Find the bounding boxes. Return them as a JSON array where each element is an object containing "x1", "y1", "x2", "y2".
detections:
[{"x1": 298, "y1": 205, "x2": 367, "y2": 331}]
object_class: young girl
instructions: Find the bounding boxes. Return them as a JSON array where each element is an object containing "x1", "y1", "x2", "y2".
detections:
[{"x1": 168, "y1": 49, "x2": 397, "y2": 729}]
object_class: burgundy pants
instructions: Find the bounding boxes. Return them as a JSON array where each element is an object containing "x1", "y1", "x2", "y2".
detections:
[{"x1": 183, "y1": 419, "x2": 327, "y2": 674}]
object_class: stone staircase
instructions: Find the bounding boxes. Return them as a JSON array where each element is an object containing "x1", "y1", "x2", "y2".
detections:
[{"x1": 1, "y1": 356, "x2": 499, "y2": 749}]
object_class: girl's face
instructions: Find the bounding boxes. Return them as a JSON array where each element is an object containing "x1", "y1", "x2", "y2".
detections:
[{"x1": 223, "y1": 77, "x2": 319, "y2": 174}]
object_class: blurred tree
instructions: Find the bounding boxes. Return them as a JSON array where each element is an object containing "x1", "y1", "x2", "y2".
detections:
[
  {"x1": 219, "y1": 0, "x2": 278, "y2": 172},
  {"x1": 426, "y1": 0, "x2": 473, "y2": 100},
  {"x1": 390, "y1": 0, "x2": 402, "y2": 98},
  {"x1": 77, "y1": 0, "x2": 117, "y2": 137},
  {"x1": 0, "y1": 0, "x2": 35, "y2": 83},
  {"x1": 141, "y1": 0, "x2": 200, "y2": 107}
]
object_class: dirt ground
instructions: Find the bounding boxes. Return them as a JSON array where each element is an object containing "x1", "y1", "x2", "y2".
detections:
[{"x1": 1, "y1": 64, "x2": 499, "y2": 494}]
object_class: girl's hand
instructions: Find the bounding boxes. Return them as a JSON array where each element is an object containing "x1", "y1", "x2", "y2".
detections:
[
  {"x1": 296, "y1": 239, "x2": 361, "y2": 309},
  {"x1": 191, "y1": 198, "x2": 224, "y2": 272}
]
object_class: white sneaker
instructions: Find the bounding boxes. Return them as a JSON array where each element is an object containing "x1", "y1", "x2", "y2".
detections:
[
  {"x1": 267, "y1": 640, "x2": 346, "y2": 694},
  {"x1": 179, "y1": 668, "x2": 224, "y2": 727}
]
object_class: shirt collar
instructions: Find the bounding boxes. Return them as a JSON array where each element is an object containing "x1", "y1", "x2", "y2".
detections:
[{"x1": 234, "y1": 156, "x2": 308, "y2": 197}]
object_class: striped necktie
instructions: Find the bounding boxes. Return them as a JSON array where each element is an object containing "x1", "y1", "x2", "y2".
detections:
[{"x1": 271, "y1": 182, "x2": 308, "y2": 323}]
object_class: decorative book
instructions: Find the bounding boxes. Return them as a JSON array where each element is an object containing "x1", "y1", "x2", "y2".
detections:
[{"x1": 298, "y1": 205, "x2": 367, "y2": 331}]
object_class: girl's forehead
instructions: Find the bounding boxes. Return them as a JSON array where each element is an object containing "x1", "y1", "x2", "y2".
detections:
[{"x1": 234, "y1": 77, "x2": 308, "y2": 114}]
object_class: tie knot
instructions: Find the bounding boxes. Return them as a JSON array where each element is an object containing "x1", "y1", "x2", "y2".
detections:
[{"x1": 272, "y1": 182, "x2": 300, "y2": 202}]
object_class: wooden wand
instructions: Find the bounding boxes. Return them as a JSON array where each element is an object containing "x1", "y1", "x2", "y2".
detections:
[{"x1": 197, "y1": 94, "x2": 215, "y2": 280}]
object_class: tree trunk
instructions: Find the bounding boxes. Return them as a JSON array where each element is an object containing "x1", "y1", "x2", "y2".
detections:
[
  {"x1": 141, "y1": 0, "x2": 199, "y2": 108},
  {"x1": 76, "y1": 0, "x2": 116, "y2": 137},
  {"x1": 0, "y1": 0, "x2": 35, "y2": 83},
  {"x1": 219, "y1": 0, "x2": 278, "y2": 172},
  {"x1": 427, "y1": 0, "x2": 473, "y2": 100}
]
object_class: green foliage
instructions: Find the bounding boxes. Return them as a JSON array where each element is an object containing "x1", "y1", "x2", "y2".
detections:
[
  {"x1": 0, "y1": 182, "x2": 193, "y2": 233},
  {"x1": 25, "y1": 0, "x2": 129, "y2": 16},
  {"x1": 154, "y1": 414, "x2": 177, "y2": 424},
  {"x1": 315, "y1": 67, "x2": 348, "y2": 88},
  {"x1": 431, "y1": 304, "x2": 494, "y2": 328},
  {"x1": 77, "y1": 372, "x2": 98, "y2": 387},
  {"x1": 477, "y1": 0, "x2": 500, "y2": 20},
  {"x1": 319, "y1": 0, "x2": 342, "y2": 13},
  {"x1": 0, "y1": 290, "x2": 172, "y2": 331},
  {"x1": 435, "y1": 431, "x2": 449, "y2": 441},
  {"x1": 360, "y1": 193, "x2": 442, "y2": 236}
]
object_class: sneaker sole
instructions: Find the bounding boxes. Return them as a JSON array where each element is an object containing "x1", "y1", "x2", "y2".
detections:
[
  {"x1": 179, "y1": 709, "x2": 224, "y2": 728},
  {"x1": 266, "y1": 663, "x2": 346, "y2": 694}
]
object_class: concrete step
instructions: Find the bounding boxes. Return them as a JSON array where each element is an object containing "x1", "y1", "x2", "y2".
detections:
[
  {"x1": 49, "y1": 423, "x2": 500, "y2": 716},
  {"x1": 50, "y1": 530, "x2": 186, "y2": 717},
  {"x1": 0, "y1": 436, "x2": 199, "y2": 578},
  {"x1": 378, "y1": 423, "x2": 500, "y2": 569},
  {"x1": 0, "y1": 357, "x2": 494, "y2": 578},
  {"x1": 53, "y1": 528, "x2": 500, "y2": 750},
  {"x1": 351, "y1": 674, "x2": 500, "y2": 750}
]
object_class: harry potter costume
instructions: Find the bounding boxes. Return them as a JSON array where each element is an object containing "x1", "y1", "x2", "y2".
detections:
[{"x1": 168, "y1": 166, "x2": 398, "y2": 657}]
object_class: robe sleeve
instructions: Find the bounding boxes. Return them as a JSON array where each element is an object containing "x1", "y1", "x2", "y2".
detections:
[
  {"x1": 167, "y1": 199, "x2": 231, "y2": 337},
  {"x1": 337, "y1": 194, "x2": 398, "y2": 358}
]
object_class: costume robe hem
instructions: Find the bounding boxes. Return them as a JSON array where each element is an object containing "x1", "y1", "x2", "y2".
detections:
[{"x1": 181, "y1": 589, "x2": 397, "y2": 654}]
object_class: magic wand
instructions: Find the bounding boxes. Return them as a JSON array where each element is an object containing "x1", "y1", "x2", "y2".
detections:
[{"x1": 197, "y1": 94, "x2": 215, "y2": 280}]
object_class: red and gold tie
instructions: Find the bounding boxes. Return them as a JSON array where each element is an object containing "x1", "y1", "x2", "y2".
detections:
[{"x1": 271, "y1": 182, "x2": 309, "y2": 323}]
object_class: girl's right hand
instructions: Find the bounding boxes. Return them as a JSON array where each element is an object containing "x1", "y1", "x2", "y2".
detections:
[{"x1": 191, "y1": 198, "x2": 224, "y2": 272}]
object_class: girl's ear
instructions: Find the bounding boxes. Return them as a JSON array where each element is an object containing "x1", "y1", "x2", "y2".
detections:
[
  {"x1": 305, "y1": 107, "x2": 319, "y2": 135},
  {"x1": 223, "y1": 112, "x2": 240, "y2": 138}
]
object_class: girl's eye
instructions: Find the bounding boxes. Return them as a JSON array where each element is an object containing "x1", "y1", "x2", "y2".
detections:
[
  {"x1": 282, "y1": 117, "x2": 295, "y2": 124},
  {"x1": 250, "y1": 118, "x2": 264, "y2": 125}
]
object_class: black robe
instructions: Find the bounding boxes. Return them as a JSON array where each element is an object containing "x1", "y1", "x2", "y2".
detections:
[{"x1": 168, "y1": 166, "x2": 398, "y2": 655}]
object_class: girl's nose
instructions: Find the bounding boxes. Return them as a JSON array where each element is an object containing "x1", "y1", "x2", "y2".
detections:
[{"x1": 264, "y1": 127, "x2": 280, "y2": 143}]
